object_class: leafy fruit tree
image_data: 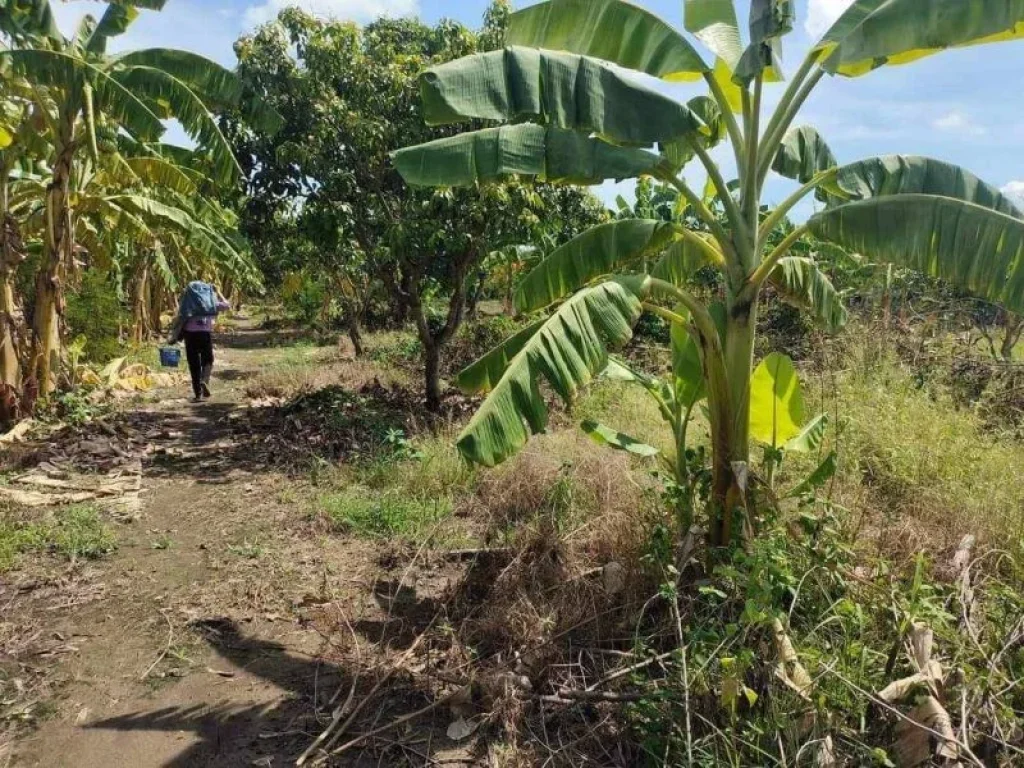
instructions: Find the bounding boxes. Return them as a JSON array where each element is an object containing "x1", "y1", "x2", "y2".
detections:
[
  {"x1": 233, "y1": 6, "x2": 603, "y2": 409},
  {"x1": 0, "y1": 0, "x2": 275, "y2": 395},
  {"x1": 396, "y1": 0, "x2": 1024, "y2": 550}
]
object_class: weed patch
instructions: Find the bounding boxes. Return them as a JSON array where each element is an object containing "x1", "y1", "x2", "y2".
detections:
[
  {"x1": 318, "y1": 485, "x2": 451, "y2": 540},
  {"x1": 0, "y1": 506, "x2": 116, "y2": 570}
]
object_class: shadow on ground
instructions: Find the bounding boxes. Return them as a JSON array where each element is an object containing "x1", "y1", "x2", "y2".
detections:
[{"x1": 85, "y1": 613, "x2": 471, "y2": 767}]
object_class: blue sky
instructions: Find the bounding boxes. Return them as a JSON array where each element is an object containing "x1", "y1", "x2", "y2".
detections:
[{"x1": 50, "y1": 0, "x2": 1024, "y2": 217}]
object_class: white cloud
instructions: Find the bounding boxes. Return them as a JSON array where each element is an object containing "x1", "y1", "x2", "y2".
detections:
[
  {"x1": 243, "y1": 0, "x2": 418, "y2": 28},
  {"x1": 1003, "y1": 181, "x2": 1024, "y2": 207},
  {"x1": 804, "y1": 0, "x2": 855, "y2": 40},
  {"x1": 932, "y1": 110, "x2": 987, "y2": 137}
]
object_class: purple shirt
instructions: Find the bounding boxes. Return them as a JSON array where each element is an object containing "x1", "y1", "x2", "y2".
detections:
[{"x1": 184, "y1": 299, "x2": 230, "y2": 332}]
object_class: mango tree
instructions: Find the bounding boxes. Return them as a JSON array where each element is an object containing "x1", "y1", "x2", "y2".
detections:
[{"x1": 394, "y1": 0, "x2": 1024, "y2": 549}]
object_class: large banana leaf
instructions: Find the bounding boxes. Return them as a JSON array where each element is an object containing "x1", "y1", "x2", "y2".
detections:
[
  {"x1": 771, "y1": 125, "x2": 836, "y2": 184},
  {"x1": 768, "y1": 256, "x2": 847, "y2": 330},
  {"x1": 814, "y1": 0, "x2": 1024, "y2": 77},
  {"x1": 685, "y1": 0, "x2": 743, "y2": 68},
  {"x1": 0, "y1": 0, "x2": 61, "y2": 42},
  {"x1": 749, "y1": 352, "x2": 804, "y2": 448},
  {"x1": 86, "y1": 1, "x2": 167, "y2": 54},
  {"x1": 831, "y1": 155, "x2": 1023, "y2": 217},
  {"x1": 808, "y1": 195, "x2": 1024, "y2": 313},
  {"x1": 515, "y1": 219, "x2": 679, "y2": 313},
  {"x1": 2, "y1": 49, "x2": 164, "y2": 141},
  {"x1": 507, "y1": 0, "x2": 708, "y2": 81},
  {"x1": 112, "y1": 66, "x2": 240, "y2": 183},
  {"x1": 650, "y1": 235, "x2": 717, "y2": 286},
  {"x1": 122, "y1": 156, "x2": 198, "y2": 195},
  {"x1": 456, "y1": 278, "x2": 643, "y2": 466},
  {"x1": 420, "y1": 46, "x2": 699, "y2": 147},
  {"x1": 112, "y1": 49, "x2": 242, "y2": 108},
  {"x1": 392, "y1": 124, "x2": 662, "y2": 188}
]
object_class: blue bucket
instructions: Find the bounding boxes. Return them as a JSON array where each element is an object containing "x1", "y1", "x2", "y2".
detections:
[{"x1": 159, "y1": 347, "x2": 181, "y2": 368}]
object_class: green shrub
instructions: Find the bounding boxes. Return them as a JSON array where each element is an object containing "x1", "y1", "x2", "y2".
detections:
[{"x1": 65, "y1": 270, "x2": 126, "y2": 363}]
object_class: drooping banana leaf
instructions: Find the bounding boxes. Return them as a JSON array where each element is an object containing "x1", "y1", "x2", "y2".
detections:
[
  {"x1": 456, "y1": 318, "x2": 547, "y2": 395},
  {"x1": 735, "y1": 0, "x2": 794, "y2": 82},
  {"x1": 582, "y1": 420, "x2": 660, "y2": 457},
  {"x1": 419, "y1": 46, "x2": 699, "y2": 147},
  {"x1": 814, "y1": 0, "x2": 1024, "y2": 77},
  {"x1": 0, "y1": 0, "x2": 62, "y2": 42},
  {"x1": 768, "y1": 256, "x2": 848, "y2": 330},
  {"x1": 456, "y1": 278, "x2": 644, "y2": 466},
  {"x1": 670, "y1": 307, "x2": 707, "y2": 409},
  {"x1": 507, "y1": 0, "x2": 708, "y2": 81},
  {"x1": 660, "y1": 94, "x2": 726, "y2": 170},
  {"x1": 111, "y1": 66, "x2": 240, "y2": 183},
  {"x1": 86, "y1": 1, "x2": 166, "y2": 54},
  {"x1": 650, "y1": 236, "x2": 718, "y2": 286},
  {"x1": 112, "y1": 49, "x2": 242, "y2": 108},
  {"x1": 515, "y1": 220, "x2": 679, "y2": 313},
  {"x1": 121, "y1": 156, "x2": 198, "y2": 195},
  {"x1": 771, "y1": 125, "x2": 837, "y2": 184},
  {"x1": 830, "y1": 155, "x2": 1023, "y2": 217},
  {"x1": 392, "y1": 124, "x2": 662, "y2": 188},
  {"x1": 2, "y1": 49, "x2": 164, "y2": 141},
  {"x1": 784, "y1": 413, "x2": 828, "y2": 453},
  {"x1": 808, "y1": 195, "x2": 1024, "y2": 313}
]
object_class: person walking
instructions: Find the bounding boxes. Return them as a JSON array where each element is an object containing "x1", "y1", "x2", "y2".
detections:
[{"x1": 168, "y1": 281, "x2": 230, "y2": 402}]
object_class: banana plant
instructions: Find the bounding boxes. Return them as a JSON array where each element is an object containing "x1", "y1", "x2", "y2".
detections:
[
  {"x1": 0, "y1": 0, "x2": 279, "y2": 395},
  {"x1": 393, "y1": 0, "x2": 1024, "y2": 549}
]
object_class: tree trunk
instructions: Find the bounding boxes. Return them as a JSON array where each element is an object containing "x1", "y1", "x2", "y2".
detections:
[
  {"x1": 347, "y1": 312, "x2": 364, "y2": 357},
  {"x1": 1001, "y1": 312, "x2": 1023, "y2": 361},
  {"x1": 131, "y1": 259, "x2": 150, "y2": 344},
  {"x1": 0, "y1": 172, "x2": 25, "y2": 423},
  {"x1": 424, "y1": 340, "x2": 442, "y2": 412},
  {"x1": 31, "y1": 116, "x2": 75, "y2": 397}
]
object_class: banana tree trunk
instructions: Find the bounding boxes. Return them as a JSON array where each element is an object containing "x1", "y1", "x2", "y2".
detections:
[
  {"x1": 131, "y1": 257, "x2": 150, "y2": 344},
  {"x1": 0, "y1": 171, "x2": 24, "y2": 416},
  {"x1": 31, "y1": 115, "x2": 76, "y2": 396}
]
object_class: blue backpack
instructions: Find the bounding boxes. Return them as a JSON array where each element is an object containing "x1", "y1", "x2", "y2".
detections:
[{"x1": 178, "y1": 281, "x2": 217, "y2": 319}]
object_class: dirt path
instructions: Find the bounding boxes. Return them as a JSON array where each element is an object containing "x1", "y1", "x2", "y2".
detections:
[{"x1": 5, "y1": 321, "x2": 382, "y2": 767}]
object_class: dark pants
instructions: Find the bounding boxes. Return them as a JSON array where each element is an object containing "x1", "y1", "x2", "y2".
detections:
[{"x1": 183, "y1": 331, "x2": 214, "y2": 398}]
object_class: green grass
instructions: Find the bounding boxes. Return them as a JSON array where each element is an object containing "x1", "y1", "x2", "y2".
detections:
[
  {"x1": 781, "y1": 342, "x2": 1024, "y2": 551},
  {"x1": 319, "y1": 485, "x2": 452, "y2": 540},
  {"x1": 0, "y1": 505, "x2": 117, "y2": 571}
]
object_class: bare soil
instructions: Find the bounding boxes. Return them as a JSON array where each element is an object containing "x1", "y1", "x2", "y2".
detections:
[{"x1": 1, "y1": 320, "x2": 475, "y2": 767}]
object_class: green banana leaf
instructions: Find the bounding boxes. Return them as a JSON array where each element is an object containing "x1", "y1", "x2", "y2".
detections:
[
  {"x1": 768, "y1": 256, "x2": 848, "y2": 330},
  {"x1": 0, "y1": 0, "x2": 62, "y2": 42},
  {"x1": 112, "y1": 66, "x2": 240, "y2": 183},
  {"x1": 784, "y1": 413, "x2": 828, "y2": 453},
  {"x1": 419, "y1": 46, "x2": 699, "y2": 147},
  {"x1": 392, "y1": 124, "x2": 662, "y2": 188},
  {"x1": 814, "y1": 0, "x2": 1024, "y2": 77},
  {"x1": 113, "y1": 49, "x2": 242, "y2": 108},
  {"x1": 515, "y1": 219, "x2": 679, "y2": 313},
  {"x1": 831, "y1": 155, "x2": 1022, "y2": 217},
  {"x1": 508, "y1": 0, "x2": 708, "y2": 81},
  {"x1": 749, "y1": 352, "x2": 804, "y2": 448},
  {"x1": 456, "y1": 278, "x2": 643, "y2": 466},
  {"x1": 582, "y1": 420, "x2": 660, "y2": 457},
  {"x1": 808, "y1": 195, "x2": 1024, "y2": 313},
  {"x1": 670, "y1": 307, "x2": 707, "y2": 409},
  {"x1": 771, "y1": 125, "x2": 836, "y2": 184},
  {"x1": 685, "y1": 0, "x2": 743, "y2": 68},
  {"x1": 650, "y1": 236, "x2": 717, "y2": 287},
  {"x1": 2, "y1": 49, "x2": 164, "y2": 141}
]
